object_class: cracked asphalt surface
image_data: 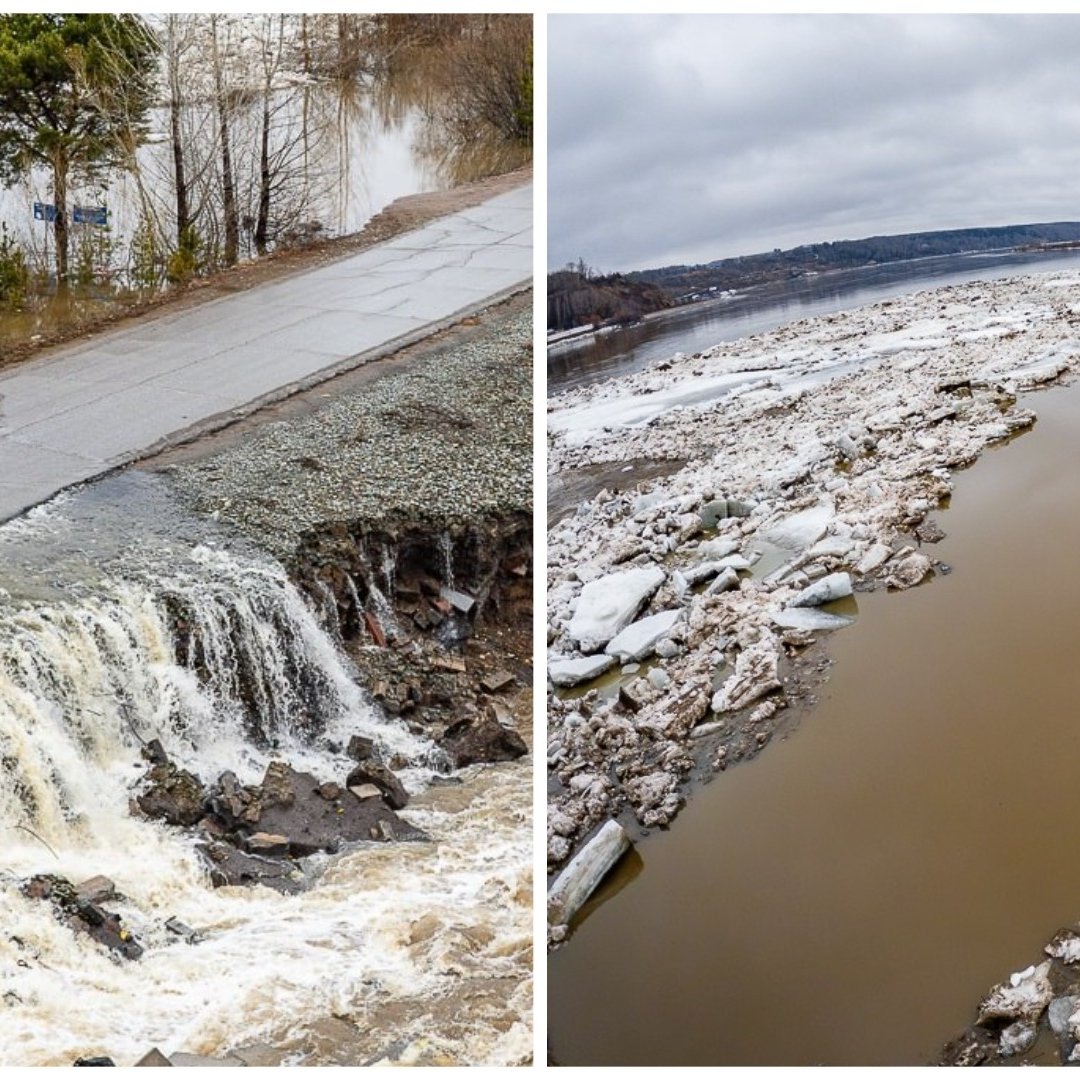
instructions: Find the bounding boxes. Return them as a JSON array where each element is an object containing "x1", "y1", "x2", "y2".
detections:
[{"x1": 0, "y1": 183, "x2": 531, "y2": 523}]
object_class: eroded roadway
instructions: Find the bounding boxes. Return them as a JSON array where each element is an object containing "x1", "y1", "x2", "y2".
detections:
[{"x1": 0, "y1": 182, "x2": 532, "y2": 522}]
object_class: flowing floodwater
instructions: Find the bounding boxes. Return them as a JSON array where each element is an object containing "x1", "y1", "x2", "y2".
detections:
[
  {"x1": 548, "y1": 248, "x2": 1080, "y2": 396},
  {"x1": 548, "y1": 367, "x2": 1080, "y2": 1064},
  {"x1": 0, "y1": 474, "x2": 530, "y2": 1066}
]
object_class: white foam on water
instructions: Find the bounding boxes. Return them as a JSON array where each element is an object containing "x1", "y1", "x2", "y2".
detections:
[{"x1": 0, "y1": 518, "x2": 530, "y2": 1065}]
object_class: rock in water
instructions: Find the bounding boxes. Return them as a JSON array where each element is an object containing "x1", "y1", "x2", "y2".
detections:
[
  {"x1": 441, "y1": 712, "x2": 527, "y2": 767},
  {"x1": 136, "y1": 763, "x2": 207, "y2": 827},
  {"x1": 343, "y1": 762, "x2": 409, "y2": 810},
  {"x1": 568, "y1": 565, "x2": 665, "y2": 652}
]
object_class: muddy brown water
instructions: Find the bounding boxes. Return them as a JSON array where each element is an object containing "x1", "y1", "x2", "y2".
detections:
[{"x1": 549, "y1": 373, "x2": 1080, "y2": 1066}]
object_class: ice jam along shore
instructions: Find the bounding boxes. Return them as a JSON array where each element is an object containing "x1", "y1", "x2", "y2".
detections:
[{"x1": 546, "y1": 269, "x2": 1080, "y2": 938}]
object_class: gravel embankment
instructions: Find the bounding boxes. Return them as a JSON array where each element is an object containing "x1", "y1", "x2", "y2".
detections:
[{"x1": 161, "y1": 296, "x2": 532, "y2": 558}]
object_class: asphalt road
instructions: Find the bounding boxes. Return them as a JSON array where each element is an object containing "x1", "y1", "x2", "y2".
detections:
[{"x1": 0, "y1": 182, "x2": 532, "y2": 522}]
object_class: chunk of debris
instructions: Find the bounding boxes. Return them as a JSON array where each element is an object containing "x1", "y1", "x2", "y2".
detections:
[
  {"x1": 134, "y1": 1048, "x2": 172, "y2": 1067},
  {"x1": 439, "y1": 586, "x2": 475, "y2": 614},
  {"x1": 480, "y1": 670, "x2": 515, "y2": 693},
  {"x1": 164, "y1": 917, "x2": 203, "y2": 945}
]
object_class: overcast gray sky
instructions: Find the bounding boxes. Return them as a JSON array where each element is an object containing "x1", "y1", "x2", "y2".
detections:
[{"x1": 548, "y1": 14, "x2": 1080, "y2": 273}]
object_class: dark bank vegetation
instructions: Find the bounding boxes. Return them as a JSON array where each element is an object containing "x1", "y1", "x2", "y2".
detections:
[{"x1": 547, "y1": 265, "x2": 673, "y2": 333}]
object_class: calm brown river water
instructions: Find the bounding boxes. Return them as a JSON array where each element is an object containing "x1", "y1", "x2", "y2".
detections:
[{"x1": 549, "y1": 373, "x2": 1080, "y2": 1065}]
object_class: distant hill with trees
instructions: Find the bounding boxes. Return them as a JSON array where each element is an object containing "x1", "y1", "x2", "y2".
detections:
[
  {"x1": 548, "y1": 264, "x2": 672, "y2": 333},
  {"x1": 629, "y1": 222, "x2": 1080, "y2": 298}
]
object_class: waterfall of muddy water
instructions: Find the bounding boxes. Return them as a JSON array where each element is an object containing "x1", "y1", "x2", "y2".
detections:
[
  {"x1": 0, "y1": 474, "x2": 530, "y2": 1065},
  {"x1": 549, "y1": 372, "x2": 1080, "y2": 1066}
]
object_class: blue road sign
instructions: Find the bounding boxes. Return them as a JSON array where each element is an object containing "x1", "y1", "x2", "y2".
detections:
[
  {"x1": 33, "y1": 202, "x2": 57, "y2": 222},
  {"x1": 73, "y1": 205, "x2": 107, "y2": 226}
]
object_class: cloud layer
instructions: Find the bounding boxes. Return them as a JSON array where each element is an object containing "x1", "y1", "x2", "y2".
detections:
[{"x1": 549, "y1": 15, "x2": 1080, "y2": 272}]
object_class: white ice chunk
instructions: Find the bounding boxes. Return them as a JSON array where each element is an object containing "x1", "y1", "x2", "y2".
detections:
[
  {"x1": 548, "y1": 654, "x2": 617, "y2": 688},
  {"x1": 568, "y1": 565, "x2": 665, "y2": 652},
  {"x1": 772, "y1": 608, "x2": 855, "y2": 631},
  {"x1": 548, "y1": 819, "x2": 631, "y2": 928},
  {"x1": 605, "y1": 609, "x2": 683, "y2": 663},
  {"x1": 763, "y1": 503, "x2": 833, "y2": 552},
  {"x1": 790, "y1": 572, "x2": 853, "y2": 607}
]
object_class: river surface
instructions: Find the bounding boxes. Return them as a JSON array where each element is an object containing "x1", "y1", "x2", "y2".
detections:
[
  {"x1": 548, "y1": 248, "x2": 1080, "y2": 396},
  {"x1": 548, "y1": 361, "x2": 1080, "y2": 1065}
]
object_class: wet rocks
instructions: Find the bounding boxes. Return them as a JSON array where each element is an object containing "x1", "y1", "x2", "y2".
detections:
[
  {"x1": 198, "y1": 840, "x2": 303, "y2": 894},
  {"x1": 133, "y1": 745, "x2": 424, "y2": 894},
  {"x1": 441, "y1": 711, "x2": 528, "y2": 768},
  {"x1": 236, "y1": 762, "x2": 425, "y2": 858},
  {"x1": 136, "y1": 762, "x2": 207, "y2": 827},
  {"x1": 23, "y1": 874, "x2": 143, "y2": 961},
  {"x1": 345, "y1": 761, "x2": 409, "y2": 810}
]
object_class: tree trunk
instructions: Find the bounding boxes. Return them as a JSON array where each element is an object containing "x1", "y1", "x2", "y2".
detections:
[
  {"x1": 52, "y1": 155, "x2": 69, "y2": 285},
  {"x1": 211, "y1": 18, "x2": 238, "y2": 266},
  {"x1": 166, "y1": 17, "x2": 189, "y2": 244},
  {"x1": 254, "y1": 94, "x2": 271, "y2": 255},
  {"x1": 301, "y1": 14, "x2": 311, "y2": 74}
]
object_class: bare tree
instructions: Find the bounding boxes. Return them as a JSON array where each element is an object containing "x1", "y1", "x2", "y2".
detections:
[{"x1": 210, "y1": 14, "x2": 239, "y2": 266}]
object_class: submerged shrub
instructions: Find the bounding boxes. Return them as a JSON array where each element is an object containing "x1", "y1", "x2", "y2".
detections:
[{"x1": 0, "y1": 224, "x2": 28, "y2": 306}]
